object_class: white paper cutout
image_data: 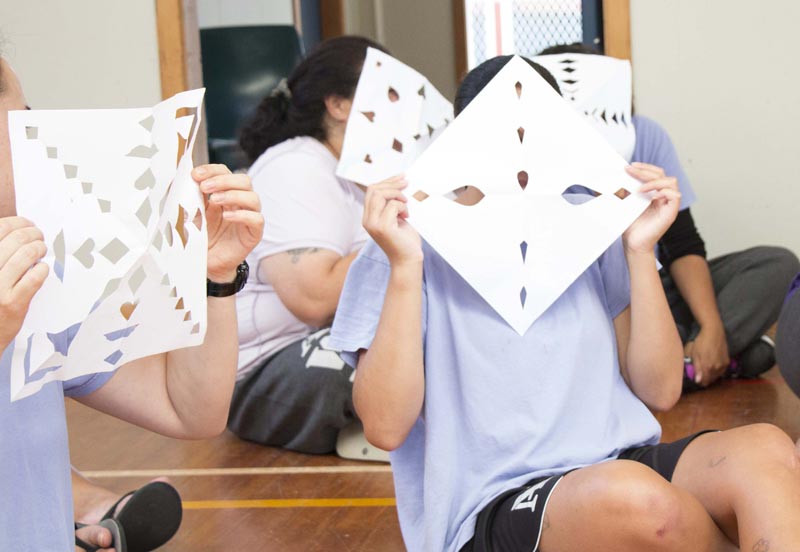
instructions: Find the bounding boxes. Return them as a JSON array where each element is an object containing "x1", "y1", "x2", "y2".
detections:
[
  {"x1": 403, "y1": 56, "x2": 650, "y2": 335},
  {"x1": 336, "y1": 48, "x2": 454, "y2": 185},
  {"x1": 533, "y1": 53, "x2": 636, "y2": 161},
  {"x1": 8, "y1": 89, "x2": 208, "y2": 401}
]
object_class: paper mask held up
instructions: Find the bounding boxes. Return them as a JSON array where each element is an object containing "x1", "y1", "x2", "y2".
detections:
[
  {"x1": 403, "y1": 56, "x2": 650, "y2": 335},
  {"x1": 8, "y1": 89, "x2": 207, "y2": 401},
  {"x1": 337, "y1": 47, "x2": 454, "y2": 185},
  {"x1": 533, "y1": 53, "x2": 636, "y2": 161}
]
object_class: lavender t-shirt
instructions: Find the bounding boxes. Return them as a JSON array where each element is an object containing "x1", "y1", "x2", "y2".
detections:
[
  {"x1": 0, "y1": 345, "x2": 113, "y2": 551},
  {"x1": 632, "y1": 115, "x2": 696, "y2": 211},
  {"x1": 330, "y1": 238, "x2": 661, "y2": 552}
]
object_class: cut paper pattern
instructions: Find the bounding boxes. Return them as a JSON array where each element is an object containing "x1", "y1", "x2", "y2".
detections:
[
  {"x1": 8, "y1": 88, "x2": 208, "y2": 401},
  {"x1": 336, "y1": 48, "x2": 454, "y2": 185},
  {"x1": 533, "y1": 53, "x2": 636, "y2": 161},
  {"x1": 403, "y1": 56, "x2": 650, "y2": 335}
]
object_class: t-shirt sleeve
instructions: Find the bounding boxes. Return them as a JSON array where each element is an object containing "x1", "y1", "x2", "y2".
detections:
[
  {"x1": 63, "y1": 370, "x2": 116, "y2": 398},
  {"x1": 250, "y1": 151, "x2": 358, "y2": 261},
  {"x1": 329, "y1": 241, "x2": 392, "y2": 368},
  {"x1": 329, "y1": 240, "x2": 427, "y2": 369},
  {"x1": 598, "y1": 238, "x2": 631, "y2": 319},
  {"x1": 631, "y1": 116, "x2": 696, "y2": 210}
]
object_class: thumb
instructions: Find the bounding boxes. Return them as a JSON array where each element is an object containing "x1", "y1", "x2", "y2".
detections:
[{"x1": 75, "y1": 524, "x2": 113, "y2": 549}]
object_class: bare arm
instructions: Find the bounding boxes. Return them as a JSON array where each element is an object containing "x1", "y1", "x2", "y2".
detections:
[
  {"x1": 669, "y1": 254, "x2": 729, "y2": 385},
  {"x1": 615, "y1": 163, "x2": 684, "y2": 411},
  {"x1": 352, "y1": 176, "x2": 424, "y2": 451},
  {"x1": 77, "y1": 164, "x2": 264, "y2": 439},
  {"x1": 260, "y1": 247, "x2": 359, "y2": 328}
]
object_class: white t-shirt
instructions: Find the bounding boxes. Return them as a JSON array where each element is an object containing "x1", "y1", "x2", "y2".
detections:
[{"x1": 236, "y1": 136, "x2": 368, "y2": 377}]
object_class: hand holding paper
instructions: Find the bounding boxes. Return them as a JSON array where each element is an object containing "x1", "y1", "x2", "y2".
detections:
[
  {"x1": 8, "y1": 89, "x2": 210, "y2": 400},
  {"x1": 622, "y1": 163, "x2": 681, "y2": 254}
]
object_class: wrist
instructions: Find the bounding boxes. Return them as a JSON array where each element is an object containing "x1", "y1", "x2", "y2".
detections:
[
  {"x1": 389, "y1": 259, "x2": 423, "y2": 287},
  {"x1": 207, "y1": 267, "x2": 238, "y2": 283}
]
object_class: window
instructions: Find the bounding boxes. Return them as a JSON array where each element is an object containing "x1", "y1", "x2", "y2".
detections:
[{"x1": 463, "y1": 0, "x2": 603, "y2": 69}]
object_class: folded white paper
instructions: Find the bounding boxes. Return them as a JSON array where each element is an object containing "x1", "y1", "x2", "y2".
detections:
[
  {"x1": 404, "y1": 56, "x2": 649, "y2": 335},
  {"x1": 534, "y1": 53, "x2": 636, "y2": 161},
  {"x1": 8, "y1": 89, "x2": 207, "y2": 401},
  {"x1": 337, "y1": 48, "x2": 454, "y2": 185}
]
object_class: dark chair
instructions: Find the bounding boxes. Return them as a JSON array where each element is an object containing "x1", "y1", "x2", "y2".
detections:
[{"x1": 200, "y1": 25, "x2": 304, "y2": 171}]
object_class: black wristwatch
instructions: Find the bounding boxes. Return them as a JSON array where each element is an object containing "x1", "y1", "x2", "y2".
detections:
[{"x1": 207, "y1": 261, "x2": 249, "y2": 297}]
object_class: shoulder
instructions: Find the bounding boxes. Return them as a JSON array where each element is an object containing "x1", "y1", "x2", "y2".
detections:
[
  {"x1": 632, "y1": 115, "x2": 670, "y2": 140},
  {"x1": 249, "y1": 137, "x2": 337, "y2": 182}
]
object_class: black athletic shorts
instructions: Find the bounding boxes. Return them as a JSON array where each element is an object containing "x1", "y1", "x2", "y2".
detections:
[{"x1": 460, "y1": 430, "x2": 716, "y2": 552}]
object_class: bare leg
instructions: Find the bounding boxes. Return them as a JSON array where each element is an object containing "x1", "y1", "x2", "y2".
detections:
[
  {"x1": 672, "y1": 424, "x2": 800, "y2": 551},
  {"x1": 538, "y1": 460, "x2": 736, "y2": 552}
]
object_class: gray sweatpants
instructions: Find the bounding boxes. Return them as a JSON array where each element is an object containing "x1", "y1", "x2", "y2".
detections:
[
  {"x1": 660, "y1": 246, "x2": 799, "y2": 357},
  {"x1": 228, "y1": 328, "x2": 355, "y2": 454}
]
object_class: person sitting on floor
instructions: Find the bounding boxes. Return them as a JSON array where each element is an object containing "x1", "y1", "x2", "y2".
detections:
[
  {"x1": 329, "y1": 54, "x2": 800, "y2": 552},
  {"x1": 538, "y1": 42, "x2": 800, "y2": 391},
  {"x1": 0, "y1": 52, "x2": 264, "y2": 551},
  {"x1": 228, "y1": 35, "x2": 389, "y2": 459}
]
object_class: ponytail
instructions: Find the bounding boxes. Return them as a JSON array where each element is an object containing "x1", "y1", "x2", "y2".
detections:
[{"x1": 239, "y1": 35, "x2": 388, "y2": 162}]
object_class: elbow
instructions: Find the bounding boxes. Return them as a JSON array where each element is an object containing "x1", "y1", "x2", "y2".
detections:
[
  {"x1": 362, "y1": 423, "x2": 408, "y2": 452},
  {"x1": 647, "y1": 374, "x2": 683, "y2": 413},
  {"x1": 289, "y1": 301, "x2": 334, "y2": 328}
]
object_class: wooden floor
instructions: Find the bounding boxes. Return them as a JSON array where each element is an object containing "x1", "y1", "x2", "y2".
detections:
[{"x1": 67, "y1": 366, "x2": 800, "y2": 551}]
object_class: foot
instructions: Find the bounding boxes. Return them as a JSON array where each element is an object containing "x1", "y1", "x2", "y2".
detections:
[
  {"x1": 75, "y1": 477, "x2": 170, "y2": 525},
  {"x1": 737, "y1": 335, "x2": 776, "y2": 378}
]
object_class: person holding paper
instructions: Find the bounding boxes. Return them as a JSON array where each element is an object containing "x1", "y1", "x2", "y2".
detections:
[
  {"x1": 538, "y1": 43, "x2": 800, "y2": 390},
  {"x1": 0, "y1": 55, "x2": 264, "y2": 551},
  {"x1": 229, "y1": 36, "x2": 388, "y2": 457},
  {"x1": 329, "y1": 55, "x2": 800, "y2": 552}
]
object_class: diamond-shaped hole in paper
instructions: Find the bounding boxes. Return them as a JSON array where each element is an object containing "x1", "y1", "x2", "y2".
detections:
[
  {"x1": 614, "y1": 187, "x2": 631, "y2": 200},
  {"x1": 561, "y1": 185, "x2": 602, "y2": 205}
]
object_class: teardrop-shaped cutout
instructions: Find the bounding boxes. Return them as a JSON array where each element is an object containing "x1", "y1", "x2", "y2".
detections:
[
  {"x1": 388, "y1": 87, "x2": 400, "y2": 102},
  {"x1": 517, "y1": 127, "x2": 525, "y2": 144},
  {"x1": 562, "y1": 185, "x2": 602, "y2": 205},
  {"x1": 518, "y1": 171, "x2": 529, "y2": 190},
  {"x1": 515, "y1": 81, "x2": 522, "y2": 98}
]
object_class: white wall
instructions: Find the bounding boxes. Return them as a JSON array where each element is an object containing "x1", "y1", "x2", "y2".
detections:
[
  {"x1": 0, "y1": 1, "x2": 161, "y2": 109},
  {"x1": 197, "y1": 0, "x2": 294, "y2": 28},
  {"x1": 346, "y1": 0, "x2": 458, "y2": 101},
  {"x1": 630, "y1": 0, "x2": 800, "y2": 257}
]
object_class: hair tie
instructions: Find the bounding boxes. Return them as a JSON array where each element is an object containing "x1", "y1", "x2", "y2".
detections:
[{"x1": 271, "y1": 78, "x2": 292, "y2": 101}]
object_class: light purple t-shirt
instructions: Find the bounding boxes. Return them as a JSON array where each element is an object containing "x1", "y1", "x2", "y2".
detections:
[
  {"x1": 330, "y1": 238, "x2": 662, "y2": 552},
  {"x1": 0, "y1": 345, "x2": 113, "y2": 551},
  {"x1": 632, "y1": 115, "x2": 696, "y2": 211}
]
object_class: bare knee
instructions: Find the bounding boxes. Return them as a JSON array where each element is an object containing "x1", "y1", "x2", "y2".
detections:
[
  {"x1": 733, "y1": 423, "x2": 799, "y2": 472},
  {"x1": 587, "y1": 462, "x2": 688, "y2": 549}
]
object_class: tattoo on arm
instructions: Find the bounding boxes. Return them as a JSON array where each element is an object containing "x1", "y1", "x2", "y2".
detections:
[
  {"x1": 287, "y1": 247, "x2": 320, "y2": 264},
  {"x1": 708, "y1": 455, "x2": 727, "y2": 468},
  {"x1": 753, "y1": 538, "x2": 770, "y2": 551}
]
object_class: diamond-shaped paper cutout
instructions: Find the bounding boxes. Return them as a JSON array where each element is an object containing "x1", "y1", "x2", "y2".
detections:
[{"x1": 403, "y1": 56, "x2": 649, "y2": 335}]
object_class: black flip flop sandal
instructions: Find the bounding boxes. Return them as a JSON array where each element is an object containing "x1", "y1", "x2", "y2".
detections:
[
  {"x1": 101, "y1": 481, "x2": 183, "y2": 552},
  {"x1": 75, "y1": 518, "x2": 127, "y2": 552}
]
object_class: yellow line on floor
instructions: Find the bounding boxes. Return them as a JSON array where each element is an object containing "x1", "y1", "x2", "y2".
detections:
[
  {"x1": 183, "y1": 498, "x2": 396, "y2": 509},
  {"x1": 80, "y1": 465, "x2": 392, "y2": 478}
]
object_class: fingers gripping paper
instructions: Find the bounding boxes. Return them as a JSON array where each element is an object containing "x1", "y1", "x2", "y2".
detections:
[
  {"x1": 533, "y1": 53, "x2": 636, "y2": 161},
  {"x1": 336, "y1": 47, "x2": 454, "y2": 185},
  {"x1": 403, "y1": 57, "x2": 650, "y2": 335},
  {"x1": 8, "y1": 89, "x2": 207, "y2": 401}
]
